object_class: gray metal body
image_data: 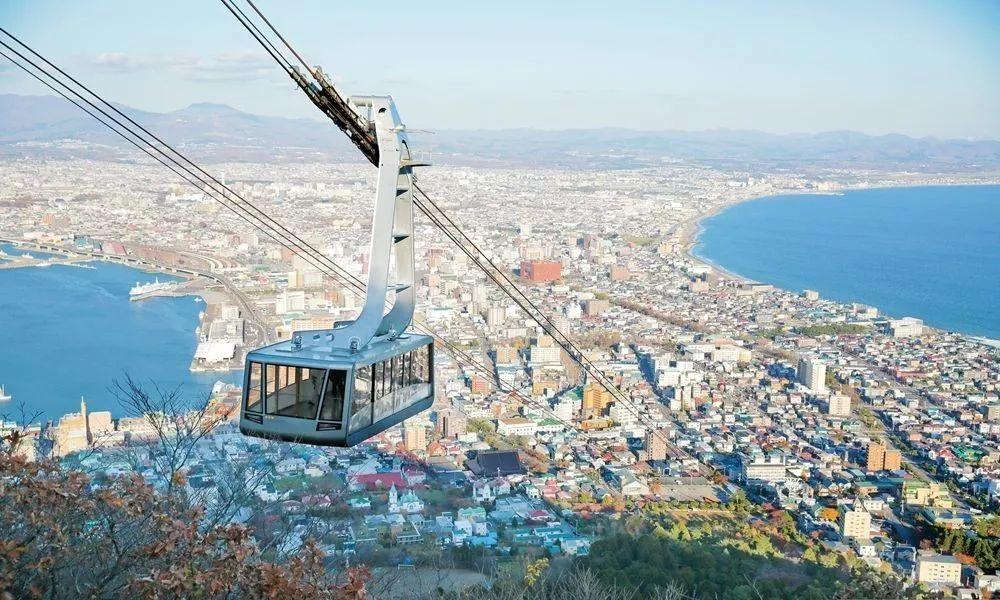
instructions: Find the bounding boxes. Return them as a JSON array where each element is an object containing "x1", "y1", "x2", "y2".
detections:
[
  {"x1": 238, "y1": 95, "x2": 433, "y2": 446},
  {"x1": 239, "y1": 334, "x2": 433, "y2": 446}
]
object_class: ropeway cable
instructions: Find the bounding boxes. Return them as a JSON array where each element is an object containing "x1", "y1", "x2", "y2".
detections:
[
  {"x1": 221, "y1": 1, "x2": 681, "y2": 450},
  {"x1": 0, "y1": 33, "x2": 580, "y2": 439}
]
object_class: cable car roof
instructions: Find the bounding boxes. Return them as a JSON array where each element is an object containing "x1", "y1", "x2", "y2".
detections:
[{"x1": 247, "y1": 331, "x2": 433, "y2": 368}]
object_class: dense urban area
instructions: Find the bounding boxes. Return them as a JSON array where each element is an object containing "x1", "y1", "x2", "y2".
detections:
[{"x1": 1, "y1": 149, "x2": 999, "y2": 598}]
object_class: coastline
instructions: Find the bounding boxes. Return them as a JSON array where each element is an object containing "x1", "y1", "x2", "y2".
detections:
[
  {"x1": 680, "y1": 181, "x2": 1000, "y2": 341},
  {"x1": 0, "y1": 237, "x2": 263, "y2": 374}
]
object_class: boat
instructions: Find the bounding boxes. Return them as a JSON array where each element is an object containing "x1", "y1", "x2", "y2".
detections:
[
  {"x1": 0, "y1": 386, "x2": 11, "y2": 402},
  {"x1": 129, "y1": 277, "x2": 178, "y2": 297}
]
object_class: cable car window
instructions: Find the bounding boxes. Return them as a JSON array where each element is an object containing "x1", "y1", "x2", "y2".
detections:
[
  {"x1": 265, "y1": 364, "x2": 278, "y2": 398},
  {"x1": 422, "y1": 346, "x2": 430, "y2": 383},
  {"x1": 393, "y1": 355, "x2": 404, "y2": 390},
  {"x1": 387, "y1": 357, "x2": 395, "y2": 396},
  {"x1": 374, "y1": 359, "x2": 394, "y2": 421},
  {"x1": 373, "y1": 362, "x2": 384, "y2": 398},
  {"x1": 413, "y1": 346, "x2": 425, "y2": 384},
  {"x1": 350, "y1": 365, "x2": 373, "y2": 432},
  {"x1": 265, "y1": 366, "x2": 322, "y2": 419},
  {"x1": 246, "y1": 362, "x2": 263, "y2": 413},
  {"x1": 392, "y1": 355, "x2": 405, "y2": 411},
  {"x1": 319, "y1": 369, "x2": 346, "y2": 421}
]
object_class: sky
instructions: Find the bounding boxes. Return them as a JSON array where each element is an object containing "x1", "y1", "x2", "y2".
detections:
[{"x1": 1, "y1": 0, "x2": 998, "y2": 138}]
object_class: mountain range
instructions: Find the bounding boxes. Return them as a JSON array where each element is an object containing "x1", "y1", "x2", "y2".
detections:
[{"x1": 2, "y1": 94, "x2": 998, "y2": 171}]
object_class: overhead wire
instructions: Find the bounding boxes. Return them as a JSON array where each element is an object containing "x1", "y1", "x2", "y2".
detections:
[
  {"x1": 214, "y1": 1, "x2": 678, "y2": 448},
  {"x1": 0, "y1": 27, "x2": 580, "y2": 439}
]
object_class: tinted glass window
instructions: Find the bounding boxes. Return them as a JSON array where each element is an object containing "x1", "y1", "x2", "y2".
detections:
[
  {"x1": 245, "y1": 362, "x2": 263, "y2": 413},
  {"x1": 265, "y1": 365, "x2": 322, "y2": 419},
  {"x1": 319, "y1": 370, "x2": 346, "y2": 421},
  {"x1": 373, "y1": 362, "x2": 385, "y2": 398},
  {"x1": 350, "y1": 365, "x2": 373, "y2": 432},
  {"x1": 265, "y1": 364, "x2": 278, "y2": 397},
  {"x1": 374, "y1": 359, "x2": 394, "y2": 422},
  {"x1": 414, "y1": 346, "x2": 427, "y2": 384},
  {"x1": 392, "y1": 355, "x2": 404, "y2": 392}
]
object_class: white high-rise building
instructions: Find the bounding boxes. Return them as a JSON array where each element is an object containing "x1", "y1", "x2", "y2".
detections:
[
  {"x1": 798, "y1": 356, "x2": 826, "y2": 394},
  {"x1": 827, "y1": 394, "x2": 851, "y2": 417},
  {"x1": 889, "y1": 317, "x2": 924, "y2": 338}
]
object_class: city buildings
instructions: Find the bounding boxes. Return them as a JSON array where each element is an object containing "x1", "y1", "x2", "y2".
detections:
[
  {"x1": 840, "y1": 507, "x2": 872, "y2": 540},
  {"x1": 866, "y1": 443, "x2": 901, "y2": 473},
  {"x1": 888, "y1": 317, "x2": 925, "y2": 338},
  {"x1": 797, "y1": 356, "x2": 826, "y2": 393},
  {"x1": 1, "y1": 154, "x2": 997, "y2": 595},
  {"x1": 520, "y1": 259, "x2": 561, "y2": 282},
  {"x1": 826, "y1": 393, "x2": 851, "y2": 417},
  {"x1": 916, "y1": 553, "x2": 962, "y2": 586}
]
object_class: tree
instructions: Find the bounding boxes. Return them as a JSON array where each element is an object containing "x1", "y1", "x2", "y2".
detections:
[
  {"x1": 0, "y1": 454, "x2": 367, "y2": 599},
  {"x1": 727, "y1": 489, "x2": 753, "y2": 516},
  {"x1": 112, "y1": 375, "x2": 231, "y2": 499},
  {"x1": 833, "y1": 567, "x2": 921, "y2": 599}
]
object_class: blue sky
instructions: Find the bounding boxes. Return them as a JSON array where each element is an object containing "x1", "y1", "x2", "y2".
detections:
[{"x1": 1, "y1": 0, "x2": 998, "y2": 138}]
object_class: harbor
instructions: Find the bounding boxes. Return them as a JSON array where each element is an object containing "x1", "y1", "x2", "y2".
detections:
[{"x1": 0, "y1": 238, "x2": 270, "y2": 416}]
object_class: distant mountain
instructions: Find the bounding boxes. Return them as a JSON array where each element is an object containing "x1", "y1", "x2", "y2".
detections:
[
  {"x1": 0, "y1": 94, "x2": 360, "y2": 162},
  {"x1": 2, "y1": 94, "x2": 998, "y2": 171}
]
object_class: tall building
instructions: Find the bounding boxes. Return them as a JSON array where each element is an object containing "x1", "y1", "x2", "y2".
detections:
[
  {"x1": 485, "y1": 305, "x2": 506, "y2": 328},
  {"x1": 827, "y1": 394, "x2": 851, "y2": 417},
  {"x1": 609, "y1": 265, "x2": 630, "y2": 281},
  {"x1": 520, "y1": 259, "x2": 561, "y2": 282},
  {"x1": 883, "y1": 448, "x2": 902, "y2": 471},
  {"x1": 840, "y1": 507, "x2": 872, "y2": 539},
  {"x1": 644, "y1": 429, "x2": 667, "y2": 461},
  {"x1": 582, "y1": 383, "x2": 613, "y2": 418},
  {"x1": 583, "y1": 298, "x2": 610, "y2": 316},
  {"x1": 52, "y1": 397, "x2": 113, "y2": 457},
  {"x1": 866, "y1": 442, "x2": 886, "y2": 472},
  {"x1": 494, "y1": 345, "x2": 518, "y2": 366},
  {"x1": 470, "y1": 376, "x2": 491, "y2": 396},
  {"x1": 553, "y1": 395, "x2": 579, "y2": 421},
  {"x1": 404, "y1": 422, "x2": 427, "y2": 451},
  {"x1": 866, "y1": 442, "x2": 901, "y2": 472},
  {"x1": 889, "y1": 317, "x2": 924, "y2": 338},
  {"x1": 797, "y1": 356, "x2": 826, "y2": 393},
  {"x1": 741, "y1": 453, "x2": 788, "y2": 483},
  {"x1": 917, "y1": 554, "x2": 962, "y2": 585},
  {"x1": 439, "y1": 410, "x2": 467, "y2": 439}
]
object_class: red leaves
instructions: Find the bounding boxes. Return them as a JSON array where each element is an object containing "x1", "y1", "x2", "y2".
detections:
[{"x1": 0, "y1": 454, "x2": 367, "y2": 599}]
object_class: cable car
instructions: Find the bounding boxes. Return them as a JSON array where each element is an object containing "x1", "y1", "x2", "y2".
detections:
[{"x1": 239, "y1": 94, "x2": 434, "y2": 446}]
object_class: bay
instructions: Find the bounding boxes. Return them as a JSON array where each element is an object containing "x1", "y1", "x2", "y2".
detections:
[
  {"x1": 0, "y1": 259, "x2": 239, "y2": 422},
  {"x1": 695, "y1": 185, "x2": 1000, "y2": 339}
]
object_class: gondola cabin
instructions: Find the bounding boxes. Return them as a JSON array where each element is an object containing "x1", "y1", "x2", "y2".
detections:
[{"x1": 239, "y1": 333, "x2": 434, "y2": 447}]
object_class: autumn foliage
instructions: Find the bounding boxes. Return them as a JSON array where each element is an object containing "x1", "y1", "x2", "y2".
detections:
[{"x1": 0, "y1": 454, "x2": 367, "y2": 599}]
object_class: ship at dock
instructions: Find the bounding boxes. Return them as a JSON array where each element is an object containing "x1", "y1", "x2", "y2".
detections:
[{"x1": 129, "y1": 277, "x2": 177, "y2": 297}]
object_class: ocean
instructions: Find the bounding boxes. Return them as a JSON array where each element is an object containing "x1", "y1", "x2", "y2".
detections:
[
  {"x1": 0, "y1": 256, "x2": 239, "y2": 422},
  {"x1": 694, "y1": 184, "x2": 1000, "y2": 339}
]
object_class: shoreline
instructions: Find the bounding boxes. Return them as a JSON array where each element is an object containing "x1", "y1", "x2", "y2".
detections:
[
  {"x1": 0, "y1": 238, "x2": 259, "y2": 374},
  {"x1": 679, "y1": 181, "x2": 1000, "y2": 341}
]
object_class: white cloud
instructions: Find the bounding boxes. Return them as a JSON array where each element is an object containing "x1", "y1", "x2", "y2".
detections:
[{"x1": 85, "y1": 51, "x2": 281, "y2": 82}]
